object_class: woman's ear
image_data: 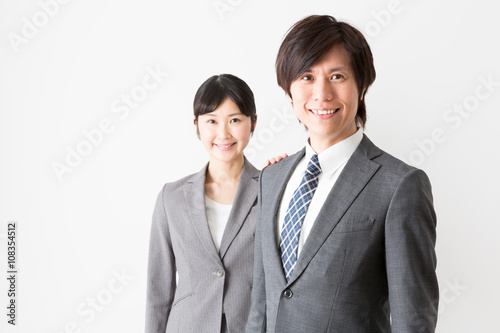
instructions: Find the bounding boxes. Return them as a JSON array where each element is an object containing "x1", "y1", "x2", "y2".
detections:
[
  {"x1": 252, "y1": 114, "x2": 258, "y2": 133},
  {"x1": 360, "y1": 87, "x2": 366, "y2": 100},
  {"x1": 194, "y1": 117, "x2": 200, "y2": 139}
]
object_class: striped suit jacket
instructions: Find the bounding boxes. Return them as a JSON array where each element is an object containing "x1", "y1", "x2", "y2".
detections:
[{"x1": 146, "y1": 159, "x2": 259, "y2": 333}]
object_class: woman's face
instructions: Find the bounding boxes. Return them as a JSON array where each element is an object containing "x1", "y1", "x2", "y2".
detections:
[{"x1": 197, "y1": 98, "x2": 254, "y2": 165}]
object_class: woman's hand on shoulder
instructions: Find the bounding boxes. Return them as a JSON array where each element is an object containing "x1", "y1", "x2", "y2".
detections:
[{"x1": 261, "y1": 153, "x2": 288, "y2": 168}]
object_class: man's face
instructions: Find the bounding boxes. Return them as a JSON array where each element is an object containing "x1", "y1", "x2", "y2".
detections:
[{"x1": 289, "y1": 45, "x2": 361, "y2": 152}]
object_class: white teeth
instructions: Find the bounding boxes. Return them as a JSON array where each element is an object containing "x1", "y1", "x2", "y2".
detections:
[
  {"x1": 216, "y1": 144, "x2": 234, "y2": 148},
  {"x1": 311, "y1": 109, "x2": 338, "y2": 115}
]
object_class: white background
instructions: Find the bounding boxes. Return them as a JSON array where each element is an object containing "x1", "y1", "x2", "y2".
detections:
[{"x1": 1, "y1": 0, "x2": 499, "y2": 332}]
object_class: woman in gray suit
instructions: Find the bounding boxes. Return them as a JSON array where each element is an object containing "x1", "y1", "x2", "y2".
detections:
[{"x1": 146, "y1": 74, "x2": 260, "y2": 333}]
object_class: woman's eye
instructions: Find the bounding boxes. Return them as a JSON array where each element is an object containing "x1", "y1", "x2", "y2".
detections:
[
  {"x1": 230, "y1": 118, "x2": 240, "y2": 123},
  {"x1": 208, "y1": 119, "x2": 216, "y2": 124}
]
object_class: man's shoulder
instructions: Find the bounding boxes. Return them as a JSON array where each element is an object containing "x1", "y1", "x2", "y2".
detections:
[
  {"x1": 359, "y1": 135, "x2": 417, "y2": 174},
  {"x1": 374, "y1": 148, "x2": 414, "y2": 173},
  {"x1": 362, "y1": 137, "x2": 432, "y2": 190},
  {"x1": 261, "y1": 148, "x2": 305, "y2": 178}
]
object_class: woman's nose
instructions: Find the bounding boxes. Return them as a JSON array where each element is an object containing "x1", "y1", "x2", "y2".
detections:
[{"x1": 217, "y1": 123, "x2": 231, "y2": 138}]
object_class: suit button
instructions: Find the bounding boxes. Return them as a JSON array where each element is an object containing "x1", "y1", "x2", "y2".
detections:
[
  {"x1": 216, "y1": 269, "x2": 224, "y2": 277},
  {"x1": 283, "y1": 289, "x2": 293, "y2": 299}
]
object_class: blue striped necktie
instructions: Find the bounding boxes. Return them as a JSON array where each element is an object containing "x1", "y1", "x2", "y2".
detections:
[{"x1": 280, "y1": 154, "x2": 322, "y2": 281}]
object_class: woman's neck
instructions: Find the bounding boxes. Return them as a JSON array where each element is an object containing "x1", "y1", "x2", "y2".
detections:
[
  {"x1": 206, "y1": 156, "x2": 245, "y2": 185},
  {"x1": 204, "y1": 156, "x2": 244, "y2": 205}
]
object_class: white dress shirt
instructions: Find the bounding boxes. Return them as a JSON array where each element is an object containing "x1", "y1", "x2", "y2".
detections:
[
  {"x1": 205, "y1": 195, "x2": 232, "y2": 252},
  {"x1": 277, "y1": 128, "x2": 363, "y2": 258}
]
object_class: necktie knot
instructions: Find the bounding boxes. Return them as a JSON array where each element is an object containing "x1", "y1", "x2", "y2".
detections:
[{"x1": 305, "y1": 154, "x2": 322, "y2": 178}]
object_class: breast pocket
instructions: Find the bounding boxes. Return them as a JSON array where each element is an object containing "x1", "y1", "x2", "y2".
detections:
[{"x1": 332, "y1": 218, "x2": 375, "y2": 234}]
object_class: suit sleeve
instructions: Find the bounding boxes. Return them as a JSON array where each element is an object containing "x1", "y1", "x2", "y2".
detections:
[
  {"x1": 145, "y1": 185, "x2": 177, "y2": 333},
  {"x1": 385, "y1": 168, "x2": 439, "y2": 332},
  {"x1": 246, "y1": 170, "x2": 267, "y2": 333}
]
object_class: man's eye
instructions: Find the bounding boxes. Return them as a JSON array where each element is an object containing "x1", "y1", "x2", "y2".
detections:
[
  {"x1": 331, "y1": 74, "x2": 345, "y2": 80},
  {"x1": 301, "y1": 74, "x2": 313, "y2": 81}
]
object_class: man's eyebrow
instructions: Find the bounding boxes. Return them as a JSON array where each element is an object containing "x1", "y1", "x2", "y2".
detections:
[
  {"x1": 329, "y1": 66, "x2": 349, "y2": 72},
  {"x1": 303, "y1": 66, "x2": 350, "y2": 73}
]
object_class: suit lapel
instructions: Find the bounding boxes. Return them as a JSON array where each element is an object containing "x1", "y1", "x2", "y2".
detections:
[
  {"x1": 219, "y1": 159, "x2": 260, "y2": 259},
  {"x1": 288, "y1": 135, "x2": 382, "y2": 285},
  {"x1": 267, "y1": 149, "x2": 306, "y2": 221},
  {"x1": 263, "y1": 149, "x2": 306, "y2": 285},
  {"x1": 184, "y1": 164, "x2": 223, "y2": 267}
]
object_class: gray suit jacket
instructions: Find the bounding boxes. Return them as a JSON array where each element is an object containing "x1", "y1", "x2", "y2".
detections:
[
  {"x1": 246, "y1": 135, "x2": 438, "y2": 333},
  {"x1": 146, "y1": 159, "x2": 259, "y2": 333}
]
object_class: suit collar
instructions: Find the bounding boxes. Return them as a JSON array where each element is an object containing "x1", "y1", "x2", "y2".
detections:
[
  {"x1": 219, "y1": 159, "x2": 259, "y2": 259},
  {"x1": 184, "y1": 158, "x2": 259, "y2": 264},
  {"x1": 306, "y1": 127, "x2": 364, "y2": 176},
  {"x1": 267, "y1": 148, "x2": 306, "y2": 223},
  {"x1": 287, "y1": 134, "x2": 382, "y2": 285},
  {"x1": 354, "y1": 134, "x2": 383, "y2": 160},
  {"x1": 184, "y1": 163, "x2": 222, "y2": 266}
]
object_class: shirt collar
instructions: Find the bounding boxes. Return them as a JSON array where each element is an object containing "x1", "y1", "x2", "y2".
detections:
[{"x1": 305, "y1": 128, "x2": 363, "y2": 175}]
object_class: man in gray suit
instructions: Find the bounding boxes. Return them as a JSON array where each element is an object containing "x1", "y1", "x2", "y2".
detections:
[{"x1": 246, "y1": 15, "x2": 438, "y2": 332}]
